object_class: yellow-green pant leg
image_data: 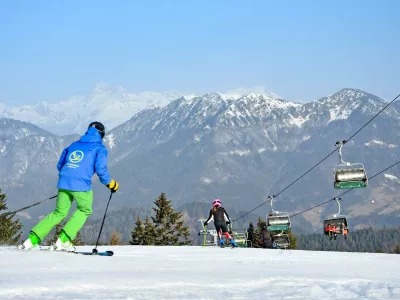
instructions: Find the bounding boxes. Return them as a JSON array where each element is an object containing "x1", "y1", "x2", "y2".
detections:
[
  {"x1": 62, "y1": 190, "x2": 93, "y2": 240},
  {"x1": 31, "y1": 189, "x2": 73, "y2": 242}
]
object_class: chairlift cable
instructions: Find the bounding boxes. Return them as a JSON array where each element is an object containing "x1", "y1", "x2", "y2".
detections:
[
  {"x1": 275, "y1": 92, "x2": 400, "y2": 199},
  {"x1": 289, "y1": 159, "x2": 400, "y2": 218},
  {"x1": 232, "y1": 196, "x2": 274, "y2": 222},
  {"x1": 232, "y1": 92, "x2": 400, "y2": 224},
  {"x1": 342, "y1": 93, "x2": 400, "y2": 146}
]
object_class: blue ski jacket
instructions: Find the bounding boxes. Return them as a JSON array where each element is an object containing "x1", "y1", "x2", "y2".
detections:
[{"x1": 56, "y1": 127, "x2": 112, "y2": 192}]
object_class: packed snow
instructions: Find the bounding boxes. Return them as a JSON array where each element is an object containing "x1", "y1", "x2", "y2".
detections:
[{"x1": 1, "y1": 245, "x2": 399, "y2": 299}]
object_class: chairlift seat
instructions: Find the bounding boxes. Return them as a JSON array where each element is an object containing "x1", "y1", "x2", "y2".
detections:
[
  {"x1": 267, "y1": 211, "x2": 291, "y2": 229},
  {"x1": 273, "y1": 234, "x2": 290, "y2": 249},
  {"x1": 228, "y1": 221, "x2": 248, "y2": 247},
  {"x1": 334, "y1": 164, "x2": 367, "y2": 189},
  {"x1": 230, "y1": 231, "x2": 248, "y2": 247},
  {"x1": 199, "y1": 229, "x2": 218, "y2": 246},
  {"x1": 323, "y1": 216, "x2": 348, "y2": 235},
  {"x1": 267, "y1": 225, "x2": 290, "y2": 231}
]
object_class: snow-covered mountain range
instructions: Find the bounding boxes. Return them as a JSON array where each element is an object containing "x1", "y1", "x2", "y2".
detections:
[
  {"x1": 1, "y1": 88, "x2": 400, "y2": 235},
  {"x1": 0, "y1": 82, "x2": 195, "y2": 135}
]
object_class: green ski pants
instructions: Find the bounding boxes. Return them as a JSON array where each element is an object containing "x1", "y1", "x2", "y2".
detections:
[{"x1": 32, "y1": 189, "x2": 93, "y2": 242}]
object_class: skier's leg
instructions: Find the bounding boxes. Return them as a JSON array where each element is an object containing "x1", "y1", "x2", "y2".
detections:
[
  {"x1": 31, "y1": 189, "x2": 73, "y2": 242},
  {"x1": 62, "y1": 190, "x2": 93, "y2": 240},
  {"x1": 223, "y1": 231, "x2": 232, "y2": 240},
  {"x1": 222, "y1": 224, "x2": 238, "y2": 247},
  {"x1": 214, "y1": 222, "x2": 225, "y2": 246}
]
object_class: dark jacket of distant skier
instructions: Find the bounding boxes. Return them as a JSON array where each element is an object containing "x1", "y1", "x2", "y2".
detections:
[
  {"x1": 259, "y1": 225, "x2": 274, "y2": 248},
  {"x1": 204, "y1": 205, "x2": 231, "y2": 233}
]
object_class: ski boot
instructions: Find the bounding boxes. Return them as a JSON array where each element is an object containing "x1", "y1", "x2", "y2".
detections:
[
  {"x1": 219, "y1": 238, "x2": 225, "y2": 248},
  {"x1": 18, "y1": 232, "x2": 40, "y2": 250},
  {"x1": 49, "y1": 231, "x2": 76, "y2": 252},
  {"x1": 230, "y1": 239, "x2": 238, "y2": 248}
]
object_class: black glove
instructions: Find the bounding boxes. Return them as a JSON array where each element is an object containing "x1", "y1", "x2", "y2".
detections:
[
  {"x1": 106, "y1": 179, "x2": 119, "y2": 193},
  {"x1": 203, "y1": 222, "x2": 207, "y2": 227}
]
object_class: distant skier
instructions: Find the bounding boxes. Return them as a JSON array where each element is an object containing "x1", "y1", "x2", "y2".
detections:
[
  {"x1": 204, "y1": 199, "x2": 238, "y2": 247},
  {"x1": 325, "y1": 223, "x2": 338, "y2": 240},
  {"x1": 19, "y1": 122, "x2": 119, "y2": 251},
  {"x1": 259, "y1": 224, "x2": 274, "y2": 248},
  {"x1": 340, "y1": 223, "x2": 349, "y2": 239}
]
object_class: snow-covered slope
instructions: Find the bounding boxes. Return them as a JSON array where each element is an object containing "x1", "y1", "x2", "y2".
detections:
[{"x1": 1, "y1": 246, "x2": 399, "y2": 299}]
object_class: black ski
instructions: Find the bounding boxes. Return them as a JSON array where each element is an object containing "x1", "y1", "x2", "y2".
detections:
[
  {"x1": 38, "y1": 247, "x2": 114, "y2": 256},
  {"x1": 75, "y1": 250, "x2": 114, "y2": 256}
]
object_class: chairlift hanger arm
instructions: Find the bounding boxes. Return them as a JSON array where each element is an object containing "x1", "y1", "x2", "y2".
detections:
[
  {"x1": 335, "y1": 140, "x2": 349, "y2": 165},
  {"x1": 334, "y1": 197, "x2": 342, "y2": 216},
  {"x1": 269, "y1": 195, "x2": 274, "y2": 211}
]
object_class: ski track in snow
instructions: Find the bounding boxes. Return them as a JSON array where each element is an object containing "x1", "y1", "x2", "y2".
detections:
[{"x1": 1, "y1": 246, "x2": 400, "y2": 300}]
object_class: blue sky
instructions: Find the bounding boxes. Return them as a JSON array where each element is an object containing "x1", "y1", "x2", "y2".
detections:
[{"x1": 0, "y1": 0, "x2": 399, "y2": 105}]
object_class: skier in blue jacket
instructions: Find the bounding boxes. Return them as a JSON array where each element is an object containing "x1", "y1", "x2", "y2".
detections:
[{"x1": 19, "y1": 122, "x2": 119, "y2": 251}]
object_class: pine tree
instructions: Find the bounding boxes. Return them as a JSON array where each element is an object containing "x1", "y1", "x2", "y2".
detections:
[
  {"x1": 151, "y1": 193, "x2": 191, "y2": 246},
  {"x1": 394, "y1": 243, "x2": 400, "y2": 254},
  {"x1": 143, "y1": 216, "x2": 156, "y2": 245},
  {"x1": 44, "y1": 224, "x2": 63, "y2": 246},
  {"x1": 110, "y1": 231, "x2": 122, "y2": 245},
  {"x1": 288, "y1": 229, "x2": 297, "y2": 249},
  {"x1": 45, "y1": 222, "x2": 85, "y2": 246},
  {"x1": 0, "y1": 189, "x2": 23, "y2": 245},
  {"x1": 73, "y1": 231, "x2": 85, "y2": 246},
  {"x1": 130, "y1": 216, "x2": 144, "y2": 245},
  {"x1": 252, "y1": 217, "x2": 265, "y2": 248}
]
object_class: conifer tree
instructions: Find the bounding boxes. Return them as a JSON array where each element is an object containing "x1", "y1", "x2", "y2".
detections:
[
  {"x1": 0, "y1": 189, "x2": 23, "y2": 245},
  {"x1": 394, "y1": 243, "x2": 400, "y2": 254},
  {"x1": 110, "y1": 231, "x2": 122, "y2": 245},
  {"x1": 143, "y1": 216, "x2": 156, "y2": 245},
  {"x1": 252, "y1": 216, "x2": 265, "y2": 248},
  {"x1": 73, "y1": 231, "x2": 84, "y2": 246},
  {"x1": 45, "y1": 223, "x2": 85, "y2": 246},
  {"x1": 130, "y1": 216, "x2": 144, "y2": 245},
  {"x1": 151, "y1": 193, "x2": 190, "y2": 246},
  {"x1": 288, "y1": 229, "x2": 297, "y2": 249}
]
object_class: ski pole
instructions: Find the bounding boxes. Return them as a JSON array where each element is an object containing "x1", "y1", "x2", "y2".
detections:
[
  {"x1": 92, "y1": 191, "x2": 113, "y2": 254},
  {"x1": 3, "y1": 195, "x2": 58, "y2": 216},
  {"x1": 190, "y1": 235, "x2": 199, "y2": 246}
]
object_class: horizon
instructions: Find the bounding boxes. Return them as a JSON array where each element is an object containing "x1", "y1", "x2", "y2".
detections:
[
  {"x1": 0, "y1": 84, "x2": 392, "y2": 108},
  {"x1": 0, "y1": 0, "x2": 399, "y2": 106}
]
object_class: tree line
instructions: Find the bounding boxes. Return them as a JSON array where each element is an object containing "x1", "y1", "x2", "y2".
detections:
[
  {"x1": 1, "y1": 188, "x2": 400, "y2": 254},
  {"x1": 0, "y1": 189, "x2": 191, "y2": 247}
]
